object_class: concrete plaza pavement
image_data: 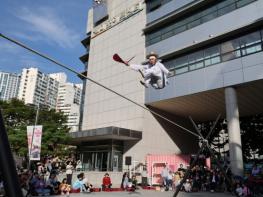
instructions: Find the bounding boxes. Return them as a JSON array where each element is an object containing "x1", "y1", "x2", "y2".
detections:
[{"x1": 55, "y1": 190, "x2": 233, "y2": 197}]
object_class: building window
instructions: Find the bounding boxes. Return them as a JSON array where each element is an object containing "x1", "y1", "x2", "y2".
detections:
[
  {"x1": 174, "y1": 55, "x2": 189, "y2": 74},
  {"x1": 236, "y1": 0, "x2": 256, "y2": 8},
  {"x1": 188, "y1": 51, "x2": 204, "y2": 71},
  {"x1": 163, "y1": 28, "x2": 263, "y2": 76},
  {"x1": 239, "y1": 31, "x2": 262, "y2": 55},
  {"x1": 146, "y1": 0, "x2": 172, "y2": 13},
  {"x1": 221, "y1": 38, "x2": 241, "y2": 61},
  {"x1": 145, "y1": 0, "x2": 257, "y2": 46},
  {"x1": 204, "y1": 45, "x2": 221, "y2": 66}
]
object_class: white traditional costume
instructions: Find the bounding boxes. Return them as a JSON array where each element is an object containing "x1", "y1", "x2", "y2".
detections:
[{"x1": 130, "y1": 52, "x2": 169, "y2": 89}]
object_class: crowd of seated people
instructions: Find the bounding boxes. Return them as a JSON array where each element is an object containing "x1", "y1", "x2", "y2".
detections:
[
  {"x1": 246, "y1": 163, "x2": 263, "y2": 196},
  {"x1": 121, "y1": 172, "x2": 138, "y2": 191},
  {"x1": 159, "y1": 162, "x2": 263, "y2": 196},
  {"x1": 1, "y1": 158, "x2": 262, "y2": 196},
  {"x1": 161, "y1": 163, "x2": 232, "y2": 193},
  {"x1": 15, "y1": 169, "x2": 72, "y2": 196}
]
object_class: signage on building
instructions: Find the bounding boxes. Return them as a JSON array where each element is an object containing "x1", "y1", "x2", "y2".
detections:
[{"x1": 93, "y1": 2, "x2": 144, "y2": 37}]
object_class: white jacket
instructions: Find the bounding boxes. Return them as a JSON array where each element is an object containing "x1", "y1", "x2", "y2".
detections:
[{"x1": 130, "y1": 60, "x2": 169, "y2": 88}]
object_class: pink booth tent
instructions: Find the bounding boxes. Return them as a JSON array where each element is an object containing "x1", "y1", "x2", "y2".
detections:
[
  {"x1": 146, "y1": 154, "x2": 190, "y2": 185},
  {"x1": 146, "y1": 154, "x2": 211, "y2": 185}
]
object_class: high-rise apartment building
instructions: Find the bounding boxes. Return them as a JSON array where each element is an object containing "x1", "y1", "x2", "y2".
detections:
[
  {"x1": 50, "y1": 73, "x2": 82, "y2": 132},
  {"x1": 18, "y1": 67, "x2": 59, "y2": 109},
  {"x1": 56, "y1": 82, "x2": 82, "y2": 132},
  {"x1": 0, "y1": 71, "x2": 20, "y2": 101}
]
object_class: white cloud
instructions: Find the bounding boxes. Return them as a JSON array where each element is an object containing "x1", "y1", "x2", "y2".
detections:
[
  {"x1": 10, "y1": 32, "x2": 43, "y2": 42},
  {"x1": 14, "y1": 7, "x2": 80, "y2": 49},
  {"x1": 0, "y1": 39, "x2": 22, "y2": 53}
]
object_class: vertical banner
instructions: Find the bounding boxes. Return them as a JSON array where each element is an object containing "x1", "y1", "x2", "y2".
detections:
[{"x1": 27, "y1": 125, "x2": 42, "y2": 161}]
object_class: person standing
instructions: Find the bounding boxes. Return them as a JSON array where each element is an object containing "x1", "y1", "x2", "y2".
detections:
[
  {"x1": 66, "y1": 161, "x2": 74, "y2": 185},
  {"x1": 141, "y1": 165, "x2": 148, "y2": 187},
  {"x1": 209, "y1": 170, "x2": 219, "y2": 192},
  {"x1": 161, "y1": 163, "x2": 170, "y2": 191}
]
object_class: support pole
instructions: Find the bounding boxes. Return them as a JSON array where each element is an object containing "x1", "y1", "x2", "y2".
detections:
[
  {"x1": 225, "y1": 87, "x2": 243, "y2": 176},
  {"x1": 0, "y1": 110, "x2": 23, "y2": 197}
]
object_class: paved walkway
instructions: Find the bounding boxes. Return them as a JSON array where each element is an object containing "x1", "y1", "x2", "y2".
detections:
[{"x1": 55, "y1": 190, "x2": 233, "y2": 197}]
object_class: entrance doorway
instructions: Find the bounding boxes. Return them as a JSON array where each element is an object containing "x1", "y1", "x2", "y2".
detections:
[{"x1": 79, "y1": 140, "x2": 123, "y2": 171}]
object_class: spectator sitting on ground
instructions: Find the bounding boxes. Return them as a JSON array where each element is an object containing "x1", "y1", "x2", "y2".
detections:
[
  {"x1": 46, "y1": 173, "x2": 60, "y2": 195},
  {"x1": 102, "y1": 173, "x2": 112, "y2": 190},
  {"x1": 131, "y1": 175, "x2": 138, "y2": 190},
  {"x1": 121, "y1": 172, "x2": 130, "y2": 190},
  {"x1": 173, "y1": 172, "x2": 181, "y2": 190},
  {"x1": 235, "y1": 183, "x2": 243, "y2": 196},
  {"x1": 59, "y1": 178, "x2": 71, "y2": 196},
  {"x1": 19, "y1": 170, "x2": 31, "y2": 195},
  {"x1": 72, "y1": 173, "x2": 86, "y2": 192},
  {"x1": 251, "y1": 164, "x2": 261, "y2": 177},
  {"x1": 242, "y1": 183, "x2": 251, "y2": 197},
  {"x1": 82, "y1": 175, "x2": 93, "y2": 192},
  {"x1": 184, "y1": 179, "x2": 192, "y2": 192},
  {"x1": 34, "y1": 174, "x2": 50, "y2": 196},
  {"x1": 201, "y1": 175, "x2": 209, "y2": 192},
  {"x1": 29, "y1": 172, "x2": 40, "y2": 195}
]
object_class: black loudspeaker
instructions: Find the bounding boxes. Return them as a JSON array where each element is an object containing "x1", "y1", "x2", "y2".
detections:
[{"x1": 125, "y1": 156, "x2": 132, "y2": 165}]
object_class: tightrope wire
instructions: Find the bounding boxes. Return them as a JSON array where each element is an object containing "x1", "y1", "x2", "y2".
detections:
[{"x1": 0, "y1": 33, "x2": 200, "y2": 138}]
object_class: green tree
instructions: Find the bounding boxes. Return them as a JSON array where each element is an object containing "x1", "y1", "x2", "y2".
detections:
[
  {"x1": 199, "y1": 114, "x2": 263, "y2": 162},
  {"x1": 0, "y1": 99, "x2": 71, "y2": 158},
  {"x1": 240, "y1": 114, "x2": 263, "y2": 162}
]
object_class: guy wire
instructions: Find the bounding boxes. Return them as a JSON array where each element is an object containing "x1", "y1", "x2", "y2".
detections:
[{"x1": 0, "y1": 33, "x2": 200, "y2": 138}]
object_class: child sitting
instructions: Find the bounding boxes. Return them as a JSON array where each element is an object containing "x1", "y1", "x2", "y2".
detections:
[
  {"x1": 131, "y1": 175, "x2": 138, "y2": 191},
  {"x1": 236, "y1": 183, "x2": 243, "y2": 196},
  {"x1": 102, "y1": 173, "x2": 112, "y2": 190},
  {"x1": 72, "y1": 173, "x2": 87, "y2": 192},
  {"x1": 184, "y1": 179, "x2": 192, "y2": 192},
  {"x1": 59, "y1": 178, "x2": 71, "y2": 196}
]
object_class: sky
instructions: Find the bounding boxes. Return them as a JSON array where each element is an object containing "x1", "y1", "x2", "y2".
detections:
[{"x1": 0, "y1": 0, "x2": 92, "y2": 83}]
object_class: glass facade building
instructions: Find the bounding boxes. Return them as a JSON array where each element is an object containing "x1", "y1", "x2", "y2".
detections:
[
  {"x1": 164, "y1": 29, "x2": 263, "y2": 76},
  {"x1": 144, "y1": 0, "x2": 263, "y2": 177},
  {"x1": 145, "y1": 0, "x2": 256, "y2": 46},
  {"x1": 0, "y1": 72, "x2": 20, "y2": 101}
]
